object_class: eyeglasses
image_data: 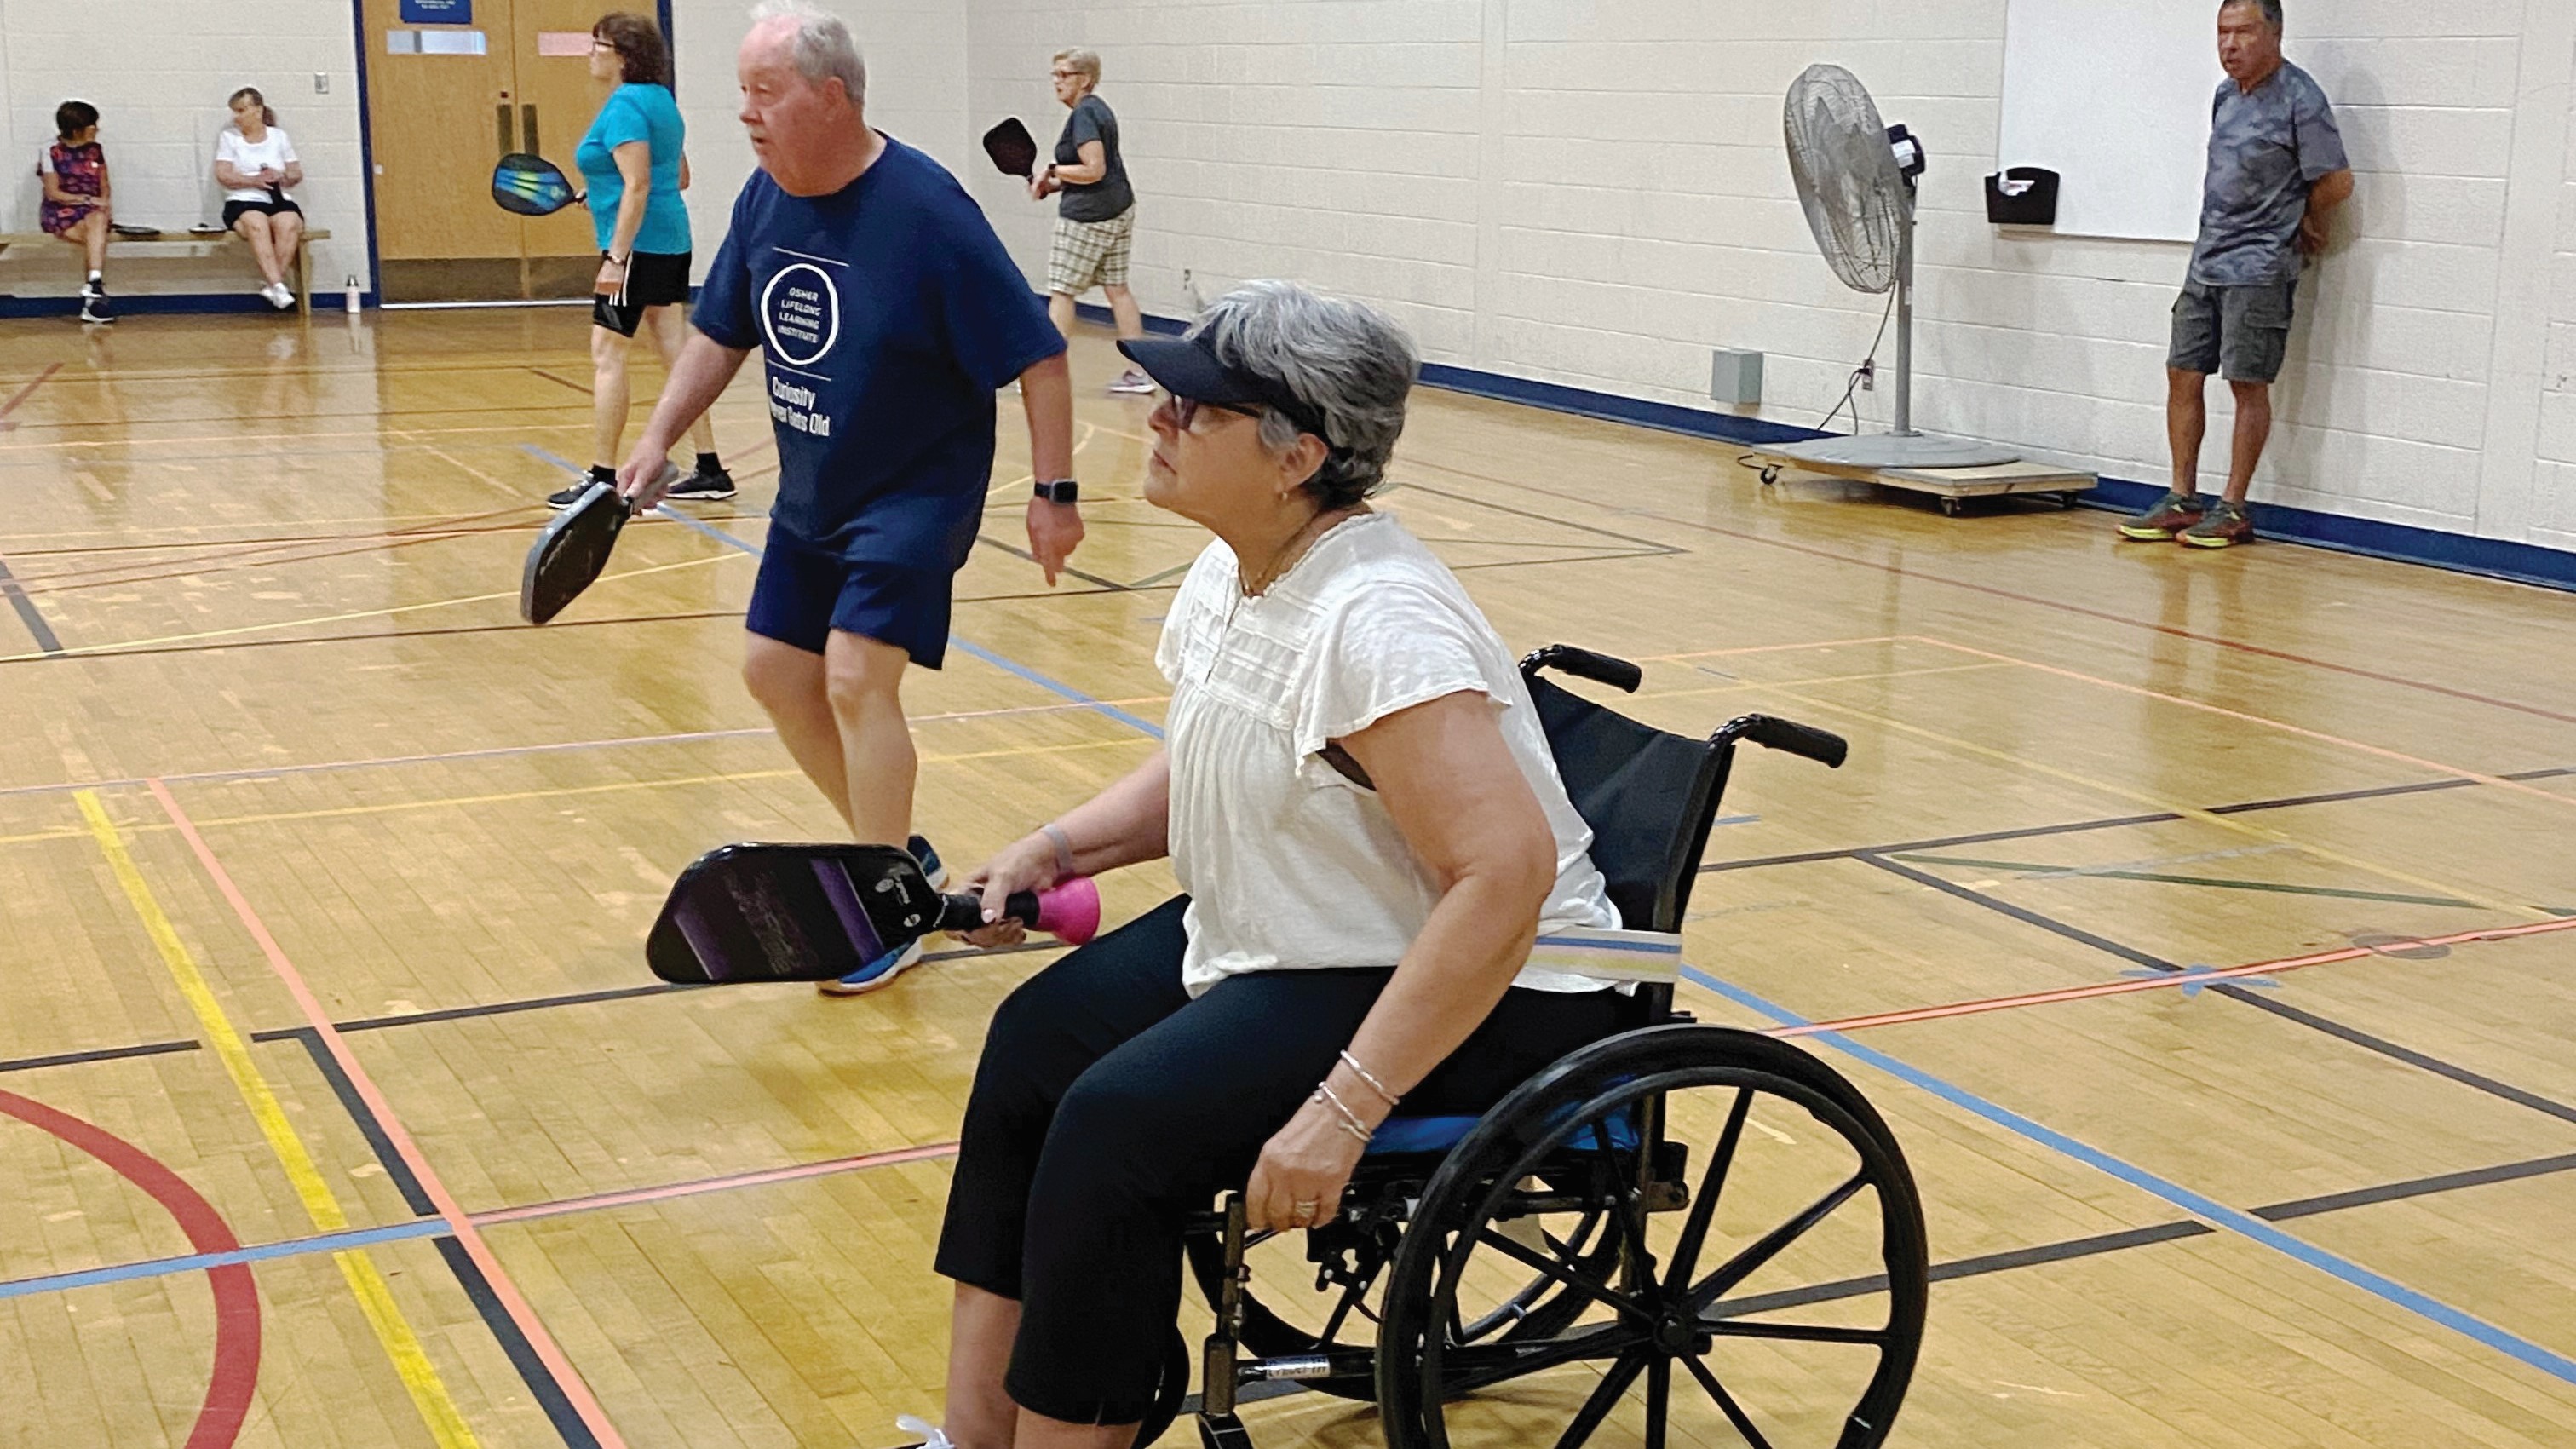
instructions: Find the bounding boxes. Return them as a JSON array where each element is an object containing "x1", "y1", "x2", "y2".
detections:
[
  {"x1": 1166, "y1": 394, "x2": 1261, "y2": 433},
  {"x1": 1050, "y1": 70, "x2": 1082, "y2": 79}
]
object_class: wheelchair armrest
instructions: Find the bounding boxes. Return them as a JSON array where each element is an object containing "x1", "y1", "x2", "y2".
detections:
[
  {"x1": 1520, "y1": 643, "x2": 1643, "y2": 693},
  {"x1": 1716, "y1": 712, "x2": 1849, "y2": 768}
]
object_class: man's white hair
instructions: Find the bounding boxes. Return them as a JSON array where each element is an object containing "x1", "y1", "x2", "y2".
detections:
[{"x1": 749, "y1": 0, "x2": 867, "y2": 108}]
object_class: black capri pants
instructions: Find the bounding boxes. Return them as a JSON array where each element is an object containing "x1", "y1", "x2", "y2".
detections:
[{"x1": 934, "y1": 896, "x2": 1631, "y2": 1425}]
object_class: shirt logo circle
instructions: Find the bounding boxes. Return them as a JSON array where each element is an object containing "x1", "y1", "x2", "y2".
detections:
[{"x1": 758, "y1": 262, "x2": 840, "y2": 369}]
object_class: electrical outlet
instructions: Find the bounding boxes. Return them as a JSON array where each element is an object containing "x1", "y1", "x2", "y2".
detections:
[
  {"x1": 313, "y1": 72, "x2": 331, "y2": 94},
  {"x1": 1857, "y1": 360, "x2": 1875, "y2": 391}
]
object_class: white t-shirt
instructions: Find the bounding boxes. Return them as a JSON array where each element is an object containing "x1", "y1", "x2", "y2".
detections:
[
  {"x1": 216, "y1": 127, "x2": 297, "y2": 203},
  {"x1": 1154, "y1": 510, "x2": 1619, "y2": 998}
]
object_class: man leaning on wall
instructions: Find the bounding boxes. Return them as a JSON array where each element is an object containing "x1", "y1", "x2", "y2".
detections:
[{"x1": 2122, "y1": 0, "x2": 2353, "y2": 549}]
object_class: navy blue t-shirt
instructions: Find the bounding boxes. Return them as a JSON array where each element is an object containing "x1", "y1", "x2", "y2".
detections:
[{"x1": 694, "y1": 135, "x2": 1064, "y2": 567}]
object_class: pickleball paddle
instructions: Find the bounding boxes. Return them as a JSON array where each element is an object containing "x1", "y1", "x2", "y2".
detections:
[
  {"x1": 981, "y1": 117, "x2": 1040, "y2": 178},
  {"x1": 520, "y1": 480, "x2": 630, "y2": 624},
  {"x1": 647, "y1": 842, "x2": 1101, "y2": 985},
  {"x1": 492, "y1": 152, "x2": 579, "y2": 216}
]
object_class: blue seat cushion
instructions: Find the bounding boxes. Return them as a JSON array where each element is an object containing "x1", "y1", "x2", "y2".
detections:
[{"x1": 1366, "y1": 1109, "x2": 1641, "y2": 1157}]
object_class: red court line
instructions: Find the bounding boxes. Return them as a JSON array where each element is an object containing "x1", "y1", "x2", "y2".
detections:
[
  {"x1": 0, "y1": 363, "x2": 61, "y2": 431},
  {"x1": 473, "y1": 1141, "x2": 963, "y2": 1228},
  {"x1": 147, "y1": 779, "x2": 631, "y2": 1449},
  {"x1": 0, "y1": 1086, "x2": 259, "y2": 1449},
  {"x1": 1773, "y1": 915, "x2": 2576, "y2": 1039}
]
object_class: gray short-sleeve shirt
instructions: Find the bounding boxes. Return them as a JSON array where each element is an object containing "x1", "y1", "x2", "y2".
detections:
[
  {"x1": 2189, "y1": 60, "x2": 2348, "y2": 287},
  {"x1": 1055, "y1": 94, "x2": 1135, "y2": 224}
]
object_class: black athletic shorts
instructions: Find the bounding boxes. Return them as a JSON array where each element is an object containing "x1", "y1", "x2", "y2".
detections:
[
  {"x1": 221, "y1": 198, "x2": 303, "y2": 227},
  {"x1": 592, "y1": 249, "x2": 691, "y2": 337}
]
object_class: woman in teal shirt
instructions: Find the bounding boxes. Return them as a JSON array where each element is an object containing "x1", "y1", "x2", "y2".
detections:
[{"x1": 554, "y1": 12, "x2": 730, "y2": 507}]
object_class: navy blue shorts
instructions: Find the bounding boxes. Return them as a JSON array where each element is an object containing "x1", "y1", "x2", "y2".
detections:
[{"x1": 745, "y1": 532, "x2": 956, "y2": 669}]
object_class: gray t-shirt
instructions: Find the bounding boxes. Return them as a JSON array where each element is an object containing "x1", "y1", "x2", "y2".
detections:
[
  {"x1": 1055, "y1": 93, "x2": 1134, "y2": 224},
  {"x1": 2189, "y1": 60, "x2": 2348, "y2": 287}
]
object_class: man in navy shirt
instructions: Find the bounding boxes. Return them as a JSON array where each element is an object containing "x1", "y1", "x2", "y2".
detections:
[
  {"x1": 2123, "y1": 0, "x2": 2352, "y2": 549},
  {"x1": 621, "y1": 0, "x2": 1084, "y2": 993}
]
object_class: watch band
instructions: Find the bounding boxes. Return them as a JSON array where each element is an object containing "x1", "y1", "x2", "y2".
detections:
[{"x1": 1033, "y1": 479, "x2": 1080, "y2": 504}]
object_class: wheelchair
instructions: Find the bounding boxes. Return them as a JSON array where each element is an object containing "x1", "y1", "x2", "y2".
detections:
[{"x1": 1148, "y1": 644, "x2": 1931, "y2": 1449}]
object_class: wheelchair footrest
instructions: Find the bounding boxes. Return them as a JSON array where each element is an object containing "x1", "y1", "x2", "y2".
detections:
[{"x1": 1196, "y1": 1412, "x2": 1256, "y2": 1449}]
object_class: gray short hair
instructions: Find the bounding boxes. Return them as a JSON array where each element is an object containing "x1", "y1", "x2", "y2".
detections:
[
  {"x1": 1052, "y1": 47, "x2": 1101, "y2": 83},
  {"x1": 1189, "y1": 281, "x2": 1419, "y2": 509},
  {"x1": 2221, "y1": 0, "x2": 2282, "y2": 31},
  {"x1": 750, "y1": 0, "x2": 867, "y2": 108}
]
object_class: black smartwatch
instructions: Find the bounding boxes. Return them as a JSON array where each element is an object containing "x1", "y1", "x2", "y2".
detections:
[{"x1": 1033, "y1": 479, "x2": 1080, "y2": 504}]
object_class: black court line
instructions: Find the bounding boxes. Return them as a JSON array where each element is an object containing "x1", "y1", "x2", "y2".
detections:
[
  {"x1": 267, "y1": 1027, "x2": 436, "y2": 1216},
  {"x1": 432, "y1": 1236, "x2": 603, "y2": 1449},
  {"x1": 1854, "y1": 854, "x2": 2576, "y2": 1128},
  {"x1": 1704, "y1": 764, "x2": 2576, "y2": 876},
  {"x1": 1713, "y1": 1148, "x2": 2576, "y2": 1323},
  {"x1": 974, "y1": 532, "x2": 1132, "y2": 592},
  {"x1": 249, "y1": 941, "x2": 1070, "y2": 1040},
  {"x1": 253, "y1": 1028, "x2": 599, "y2": 1447},
  {"x1": 1391, "y1": 476, "x2": 1690, "y2": 556},
  {"x1": 0, "y1": 553, "x2": 64, "y2": 653},
  {"x1": 0, "y1": 1038, "x2": 198, "y2": 1076}
]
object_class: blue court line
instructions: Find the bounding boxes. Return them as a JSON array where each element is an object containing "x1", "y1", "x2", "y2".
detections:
[
  {"x1": 1676, "y1": 963, "x2": 2576, "y2": 1387},
  {"x1": 0, "y1": 1218, "x2": 446, "y2": 1301}
]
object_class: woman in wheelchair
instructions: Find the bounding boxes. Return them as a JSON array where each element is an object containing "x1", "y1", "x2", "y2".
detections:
[{"x1": 928, "y1": 281, "x2": 1635, "y2": 1449}]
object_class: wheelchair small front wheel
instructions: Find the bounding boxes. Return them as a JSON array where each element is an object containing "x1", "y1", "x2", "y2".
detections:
[{"x1": 1376, "y1": 1024, "x2": 1929, "y2": 1449}]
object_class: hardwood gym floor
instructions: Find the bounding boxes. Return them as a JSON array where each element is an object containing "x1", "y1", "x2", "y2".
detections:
[{"x1": 0, "y1": 310, "x2": 2570, "y2": 1448}]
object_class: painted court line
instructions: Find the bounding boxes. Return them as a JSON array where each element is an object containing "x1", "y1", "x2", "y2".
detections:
[
  {"x1": 76, "y1": 791, "x2": 485, "y2": 1448},
  {"x1": 145, "y1": 779, "x2": 630, "y2": 1449},
  {"x1": 0, "y1": 551, "x2": 64, "y2": 653},
  {"x1": 1678, "y1": 963, "x2": 2576, "y2": 1388}
]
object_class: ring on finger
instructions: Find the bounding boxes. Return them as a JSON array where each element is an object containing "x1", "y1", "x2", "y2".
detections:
[{"x1": 1291, "y1": 1199, "x2": 1319, "y2": 1223}]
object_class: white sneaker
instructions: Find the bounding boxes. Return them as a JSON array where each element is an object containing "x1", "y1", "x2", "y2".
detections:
[
  {"x1": 263, "y1": 282, "x2": 295, "y2": 310},
  {"x1": 1107, "y1": 368, "x2": 1156, "y2": 395}
]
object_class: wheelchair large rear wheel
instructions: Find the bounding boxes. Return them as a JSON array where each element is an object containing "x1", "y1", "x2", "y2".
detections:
[{"x1": 1377, "y1": 1025, "x2": 1929, "y2": 1449}]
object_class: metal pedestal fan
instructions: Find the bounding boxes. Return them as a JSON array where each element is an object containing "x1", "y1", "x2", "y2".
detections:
[{"x1": 1765, "y1": 64, "x2": 2016, "y2": 471}]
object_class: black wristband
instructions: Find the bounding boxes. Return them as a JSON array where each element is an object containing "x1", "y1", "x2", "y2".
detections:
[{"x1": 1034, "y1": 480, "x2": 1080, "y2": 504}]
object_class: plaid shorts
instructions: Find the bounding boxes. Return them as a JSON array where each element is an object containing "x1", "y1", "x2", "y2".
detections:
[{"x1": 1048, "y1": 209, "x2": 1135, "y2": 296}]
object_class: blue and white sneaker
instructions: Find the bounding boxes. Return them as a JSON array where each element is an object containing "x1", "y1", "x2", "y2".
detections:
[{"x1": 818, "y1": 836, "x2": 946, "y2": 996}]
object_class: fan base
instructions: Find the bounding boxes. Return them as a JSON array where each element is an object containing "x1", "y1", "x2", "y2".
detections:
[{"x1": 1767, "y1": 432, "x2": 2020, "y2": 469}]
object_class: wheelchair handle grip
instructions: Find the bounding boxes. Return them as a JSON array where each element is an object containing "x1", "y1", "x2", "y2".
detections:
[
  {"x1": 1520, "y1": 643, "x2": 1643, "y2": 693},
  {"x1": 1723, "y1": 713, "x2": 1849, "y2": 768}
]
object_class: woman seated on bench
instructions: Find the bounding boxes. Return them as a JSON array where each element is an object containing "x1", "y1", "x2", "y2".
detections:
[
  {"x1": 923, "y1": 280, "x2": 1627, "y2": 1449},
  {"x1": 40, "y1": 101, "x2": 112, "y2": 325},
  {"x1": 212, "y1": 87, "x2": 304, "y2": 310}
]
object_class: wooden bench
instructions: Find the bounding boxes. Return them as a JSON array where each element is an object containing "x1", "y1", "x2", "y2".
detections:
[{"x1": 0, "y1": 227, "x2": 333, "y2": 316}]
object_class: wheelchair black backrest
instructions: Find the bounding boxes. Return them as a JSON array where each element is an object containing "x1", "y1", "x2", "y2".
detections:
[{"x1": 1522, "y1": 654, "x2": 1734, "y2": 935}]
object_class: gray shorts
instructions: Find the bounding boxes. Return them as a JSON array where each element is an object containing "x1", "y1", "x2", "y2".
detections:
[{"x1": 2169, "y1": 276, "x2": 2297, "y2": 383}]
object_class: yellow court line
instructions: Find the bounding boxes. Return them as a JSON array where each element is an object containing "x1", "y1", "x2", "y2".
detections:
[
  {"x1": 72, "y1": 790, "x2": 483, "y2": 1448},
  {"x1": 0, "y1": 550, "x2": 741, "y2": 664},
  {"x1": 1759, "y1": 687, "x2": 2560, "y2": 923}
]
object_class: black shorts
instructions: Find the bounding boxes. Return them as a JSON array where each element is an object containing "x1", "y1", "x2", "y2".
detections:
[
  {"x1": 592, "y1": 250, "x2": 692, "y2": 338},
  {"x1": 2169, "y1": 275, "x2": 2297, "y2": 384},
  {"x1": 743, "y1": 528, "x2": 957, "y2": 669},
  {"x1": 221, "y1": 198, "x2": 302, "y2": 227}
]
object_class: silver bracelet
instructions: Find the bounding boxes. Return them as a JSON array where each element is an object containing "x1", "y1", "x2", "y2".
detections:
[
  {"x1": 1038, "y1": 822, "x2": 1076, "y2": 877},
  {"x1": 1309, "y1": 1083, "x2": 1374, "y2": 1143},
  {"x1": 1337, "y1": 1049, "x2": 1400, "y2": 1107}
]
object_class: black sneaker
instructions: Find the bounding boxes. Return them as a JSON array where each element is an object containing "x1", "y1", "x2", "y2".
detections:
[
  {"x1": 78, "y1": 292, "x2": 112, "y2": 325},
  {"x1": 664, "y1": 463, "x2": 736, "y2": 503},
  {"x1": 547, "y1": 477, "x2": 607, "y2": 509}
]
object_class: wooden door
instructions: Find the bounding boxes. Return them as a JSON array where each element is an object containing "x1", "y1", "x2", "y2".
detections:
[
  {"x1": 361, "y1": 0, "x2": 525, "y2": 299},
  {"x1": 509, "y1": 0, "x2": 621, "y2": 296}
]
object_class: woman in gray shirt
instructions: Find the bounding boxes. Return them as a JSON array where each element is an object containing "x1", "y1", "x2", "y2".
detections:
[{"x1": 1033, "y1": 48, "x2": 1153, "y2": 393}]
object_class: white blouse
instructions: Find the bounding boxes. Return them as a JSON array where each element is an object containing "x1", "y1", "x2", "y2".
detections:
[
  {"x1": 1154, "y1": 511, "x2": 1619, "y2": 998},
  {"x1": 216, "y1": 128, "x2": 297, "y2": 203}
]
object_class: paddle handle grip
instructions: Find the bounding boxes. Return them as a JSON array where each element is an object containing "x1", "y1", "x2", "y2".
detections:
[{"x1": 938, "y1": 876, "x2": 1101, "y2": 946}]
